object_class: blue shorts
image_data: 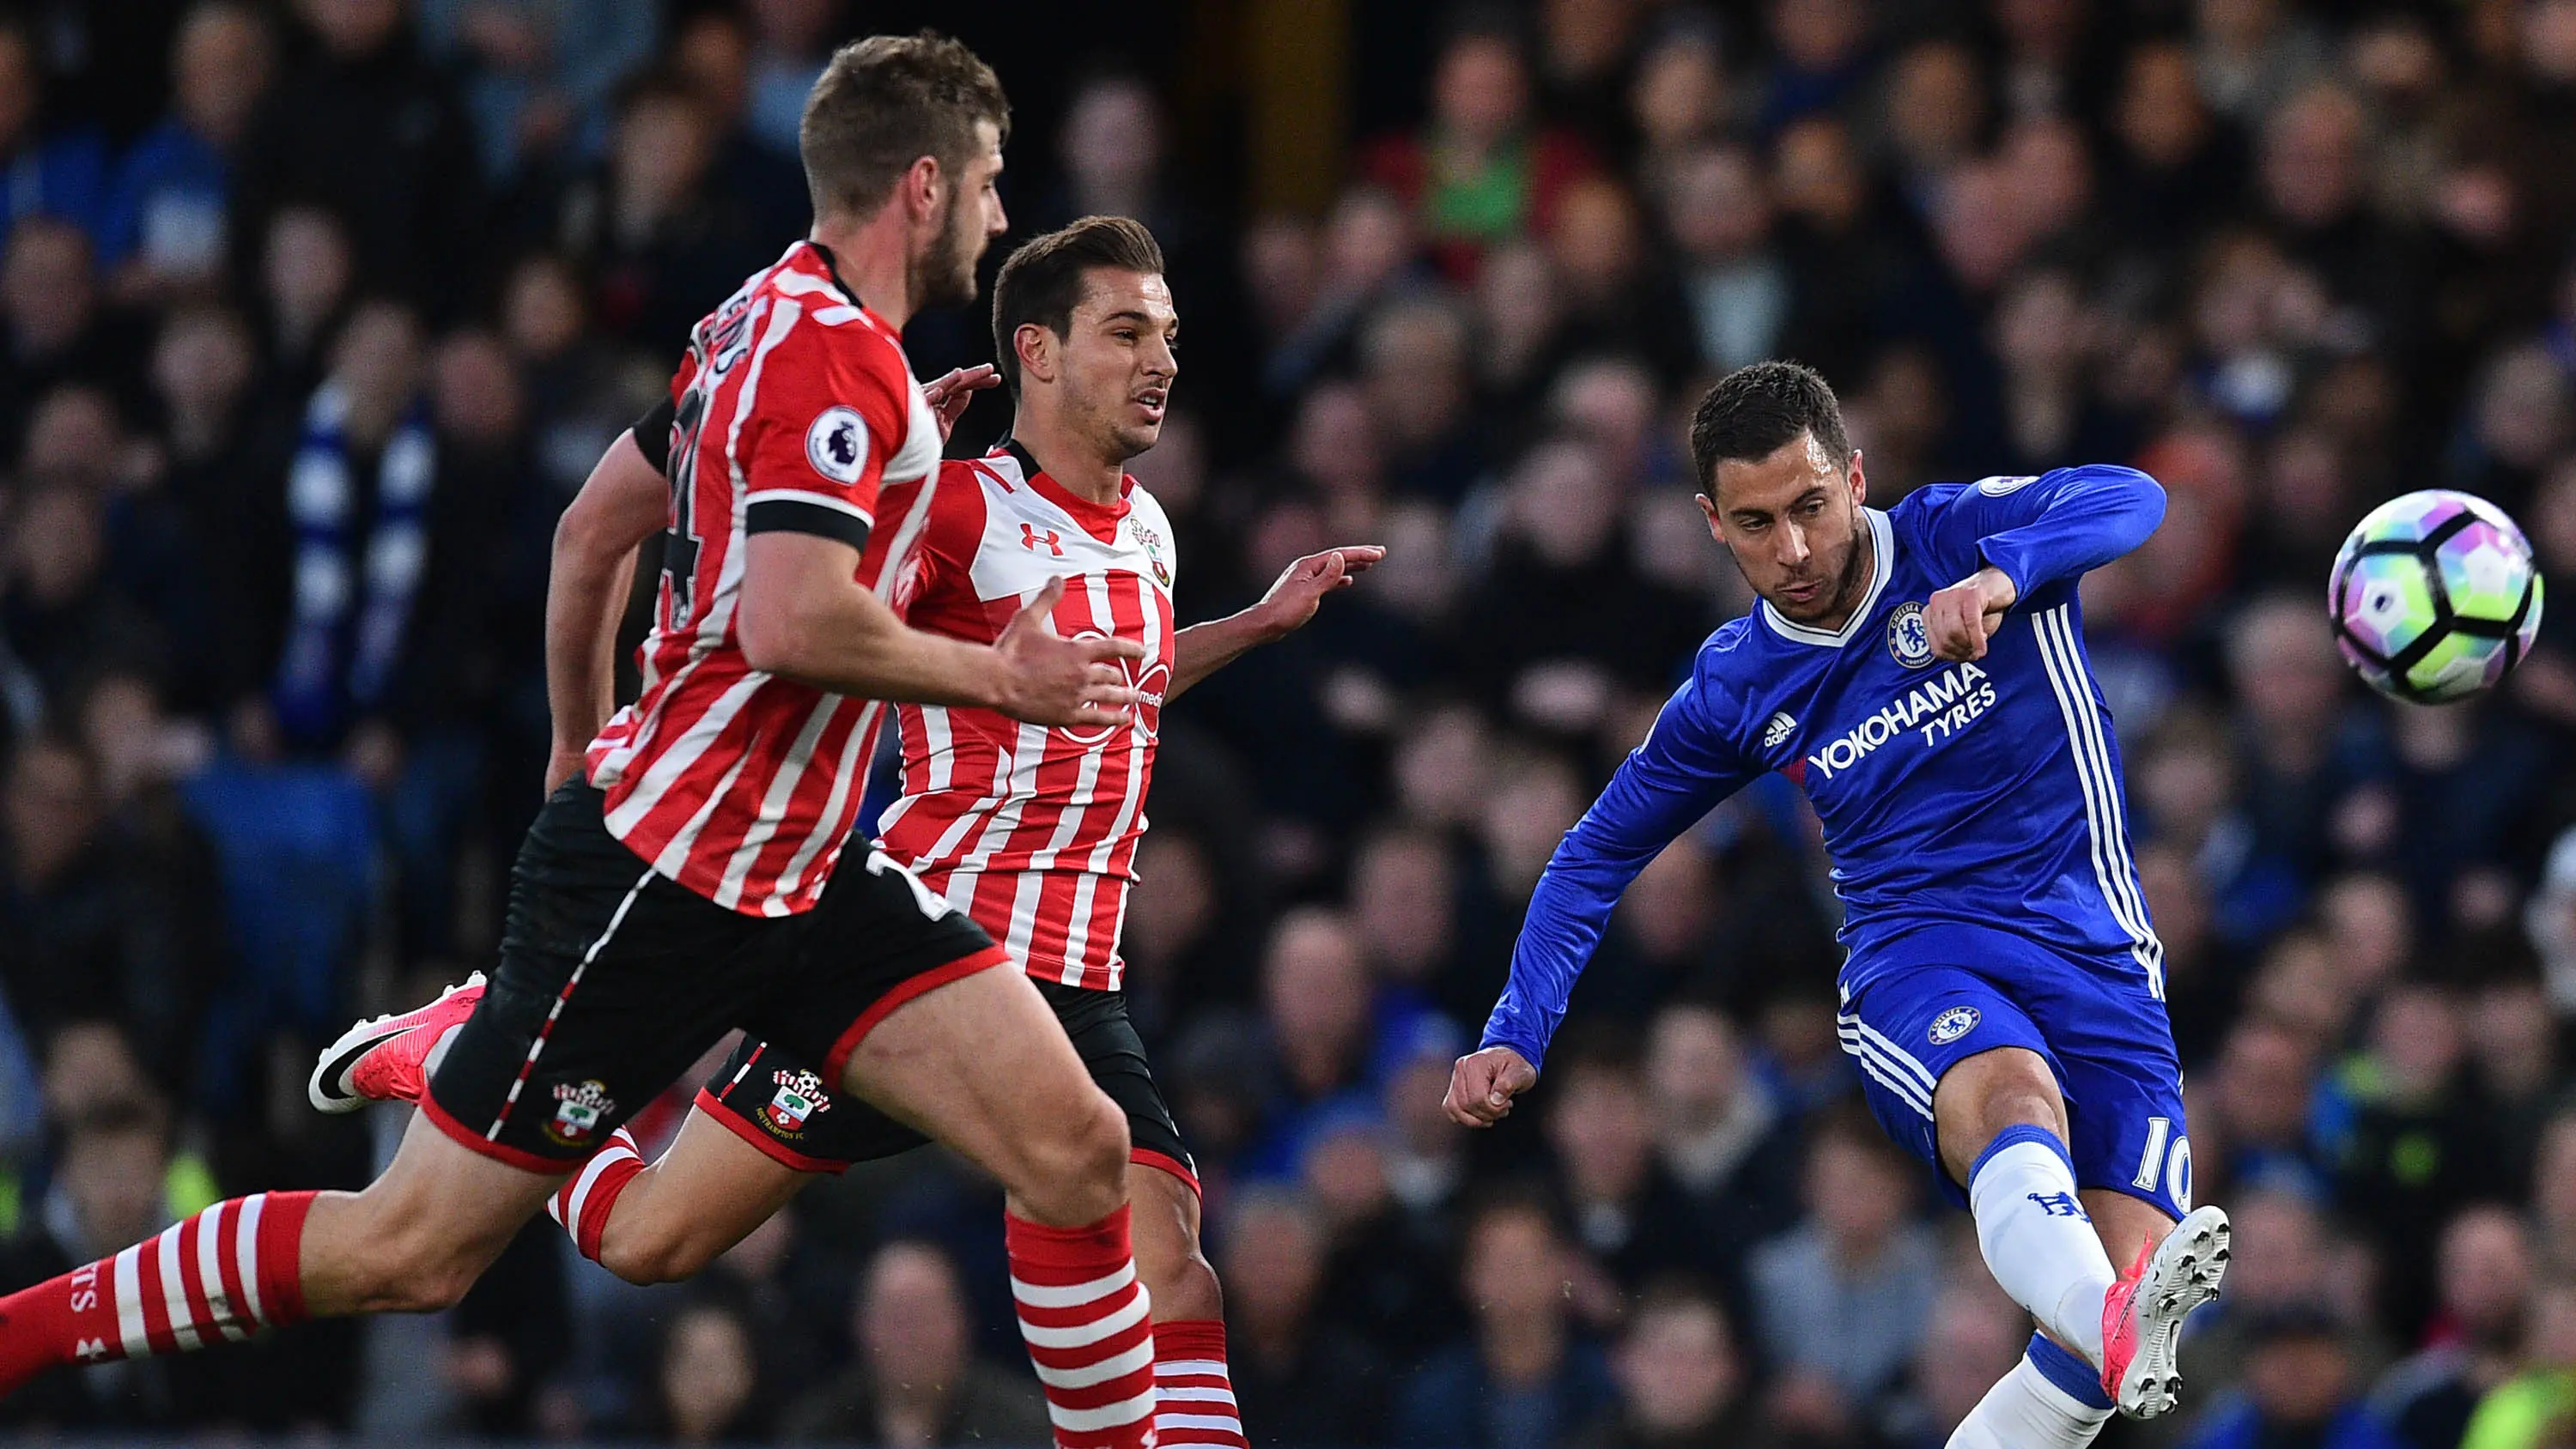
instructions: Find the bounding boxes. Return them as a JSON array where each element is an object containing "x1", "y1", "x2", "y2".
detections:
[{"x1": 1836, "y1": 929, "x2": 2191, "y2": 1219}]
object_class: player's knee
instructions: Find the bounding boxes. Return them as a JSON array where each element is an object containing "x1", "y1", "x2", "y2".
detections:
[
  {"x1": 1984, "y1": 1082, "x2": 2061, "y2": 1136},
  {"x1": 1014, "y1": 1090, "x2": 1130, "y2": 1219},
  {"x1": 1947, "y1": 1050, "x2": 2062, "y2": 1132},
  {"x1": 1059, "y1": 1090, "x2": 1131, "y2": 1188}
]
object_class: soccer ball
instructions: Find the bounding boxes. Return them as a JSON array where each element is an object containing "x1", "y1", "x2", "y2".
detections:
[{"x1": 2328, "y1": 489, "x2": 2543, "y2": 704}]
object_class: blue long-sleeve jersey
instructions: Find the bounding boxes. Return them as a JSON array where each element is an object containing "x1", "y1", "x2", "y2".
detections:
[{"x1": 1483, "y1": 465, "x2": 2169, "y2": 1070}]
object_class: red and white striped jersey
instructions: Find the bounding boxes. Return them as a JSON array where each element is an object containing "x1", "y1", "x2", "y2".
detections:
[
  {"x1": 586, "y1": 241, "x2": 944, "y2": 917},
  {"x1": 872, "y1": 443, "x2": 1178, "y2": 991}
]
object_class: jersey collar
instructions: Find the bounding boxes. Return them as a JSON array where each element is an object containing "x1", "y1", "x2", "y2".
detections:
[
  {"x1": 799, "y1": 240, "x2": 863, "y2": 309},
  {"x1": 1000, "y1": 439, "x2": 1133, "y2": 543},
  {"x1": 1758, "y1": 506, "x2": 1896, "y2": 648}
]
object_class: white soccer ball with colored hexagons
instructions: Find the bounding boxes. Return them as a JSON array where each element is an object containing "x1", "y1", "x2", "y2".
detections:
[{"x1": 2328, "y1": 489, "x2": 2543, "y2": 703}]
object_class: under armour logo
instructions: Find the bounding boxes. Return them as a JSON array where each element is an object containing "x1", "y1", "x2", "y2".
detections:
[
  {"x1": 1021, "y1": 524, "x2": 1063, "y2": 556},
  {"x1": 2027, "y1": 1191, "x2": 2088, "y2": 1220}
]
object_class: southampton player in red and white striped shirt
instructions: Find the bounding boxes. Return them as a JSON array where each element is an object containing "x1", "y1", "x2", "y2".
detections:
[
  {"x1": 580, "y1": 235, "x2": 952, "y2": 915},
  {"x1": 869, "y1": 436, "x2": 1180, "y2": 990},
  {"x1": 313, "y1": 216, "x2": 1382, "y2": 1449},
  {"x1": 0, "y1": 41, "x2": 1172, "y2": 1449}
]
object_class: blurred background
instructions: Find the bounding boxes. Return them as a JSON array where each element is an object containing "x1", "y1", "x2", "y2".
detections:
[{"x1": 2, "y1": 0, "x2": 2574, "y2": 1444}]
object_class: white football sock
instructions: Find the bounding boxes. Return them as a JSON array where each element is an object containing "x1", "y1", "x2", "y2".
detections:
[
  {"x1": 1967, "y1": 1126, "x2": 2117, "y2": 1364},
  {"x1": 1946, "y1": 1337, "x2": 2114, "y2": 1449}
]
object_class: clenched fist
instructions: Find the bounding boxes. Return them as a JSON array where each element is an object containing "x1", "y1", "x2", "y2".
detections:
[
  {"x1": 1443, "y1": 1045, "x2": 1539, "y2": 1127},
  {"x1": 1923, "y1": 566, "x2": 2019, "y2": 662}
]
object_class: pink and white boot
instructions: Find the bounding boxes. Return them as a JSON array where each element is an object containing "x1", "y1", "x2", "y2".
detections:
[
  {"x1": 2099, "y1": 1203, "x2": 2232, "y2": 1418},
  {"x1": 307, "y1": 973, "x2": 486, "y2": 1113}
]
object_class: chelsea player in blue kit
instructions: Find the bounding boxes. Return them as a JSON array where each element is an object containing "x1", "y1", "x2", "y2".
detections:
[{"x1": 1444, "y1": 364, "x2": 2231, "y2": 1446}]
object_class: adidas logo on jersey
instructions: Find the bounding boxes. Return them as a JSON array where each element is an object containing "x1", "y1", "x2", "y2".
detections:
[
  {"x1": 1805, "y1": 661, "x2": 1996, "y2": 782},
  {"x1": 1762, "y1": 712, "x2": 1798, "y2": 749}
]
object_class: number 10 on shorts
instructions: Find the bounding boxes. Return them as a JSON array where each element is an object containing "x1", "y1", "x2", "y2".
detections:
[{"x1": 2132, "y1": 1115, "x2": 2193, "y2": 1210}]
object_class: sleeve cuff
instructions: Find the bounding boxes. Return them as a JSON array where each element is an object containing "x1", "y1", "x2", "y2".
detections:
[
  {"x1": 1978, "y1": 541, "x2": 2033, "y2": 603},
  {"x1": 1479, "y1": 1023, "x2": 1546, "y2": 1073},
  {"x1": 631, "y1": 397, "x2": 676, "y2": 476},
  {"x1": 746, "y1": 495, "x2": 873, "y2": 550}
]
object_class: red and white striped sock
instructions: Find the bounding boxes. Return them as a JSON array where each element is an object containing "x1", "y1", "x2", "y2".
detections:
[
  {"x1": 1006, "y1": 1205, "x2": 1157, "y2": 1449},
  {"x1": 1153, "y1": 1319, "x2": 1247, "y2": 1449},
  {"x1": 544, "y1": 1127, "x2": 647, "y2": 1264},
  {"x1": 0, "y1": 1190, "x2": 315, "y2": 1395}
]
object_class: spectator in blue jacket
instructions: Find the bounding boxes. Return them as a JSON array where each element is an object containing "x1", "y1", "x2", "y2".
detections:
[
  {"x1": 0, "y1": 17, "x2": 107, "y2": 258},
  {"x1": 100, "y1": 3, "x2": 275, "y2": 296}
]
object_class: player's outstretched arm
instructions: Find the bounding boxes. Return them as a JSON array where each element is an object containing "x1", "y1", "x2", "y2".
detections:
[
  {"x1": 737, "y1": 530, "x2": 1145, "y2": 727},
  {"x1": 1167, "y1": 544, "x2": 1385, "y2": 700},
  {"x1": 545, "y1": 427, "x2": 671, "y2": 792},
  {"x1": 1470, "y1": 659, "x2": 1759, "y2": 1089}
]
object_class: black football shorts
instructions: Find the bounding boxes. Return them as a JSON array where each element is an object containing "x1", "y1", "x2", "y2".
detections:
[
  {"x1": 423, "y1": 781, "x2": 1006, "y2": 1170},
  {"x1": 694, "y1": 979, "x2": 1198, "y2": 1192}
]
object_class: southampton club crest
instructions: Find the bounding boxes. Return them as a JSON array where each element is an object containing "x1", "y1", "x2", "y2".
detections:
[
  {"x1": 1887, "y1": 602, "x2": 1935, "y2": 669},
  {"x1": 546, "y1": 1080, "x2": 616, "y2": 1148},
  {"x1": 1130, "y1": 518, "x2": 1172, "y2": 589},
  {"x1": 1929, "y1": 1005, "x2": 1982, "y2": 1046},
  {"x1": 762, "y1": 1069, "x2": 831, "y2": 1137}
]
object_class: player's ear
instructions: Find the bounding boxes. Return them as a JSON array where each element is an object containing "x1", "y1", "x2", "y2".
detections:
[
  {"x1": 901, "y1": 153, "x2": 943, "y2": 225},
  {"x1": 1013, "y1": 322, "x2": 1055, "y2": 385},
  {"x1": 1846, "y1": 448, "x2": 1868, "y2": 505},
  {"x1": 1693, "y1": 493, "x2": 1724, "y2": 540}
]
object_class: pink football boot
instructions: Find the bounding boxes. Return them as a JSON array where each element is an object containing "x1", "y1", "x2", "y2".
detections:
[
  {"x1": 307, "y1": 973, "x2": 486, "y2": 1113},
  {"x1": 2099, "y1": 1204, "x2": 2232, "y2": 1418}
]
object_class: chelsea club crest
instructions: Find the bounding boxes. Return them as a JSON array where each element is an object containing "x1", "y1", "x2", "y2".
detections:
[
  {"x1": 1887, "y1": 602, "x2": 1935, "y2": 669},
  {"x1": 1929, "y1": 1005, "x2": 1982, "y2": 1046}
]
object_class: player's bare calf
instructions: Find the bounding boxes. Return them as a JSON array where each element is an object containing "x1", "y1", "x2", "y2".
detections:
[{"x1": 297, "y1": 1117, "x2": 568, "y2": 1317}]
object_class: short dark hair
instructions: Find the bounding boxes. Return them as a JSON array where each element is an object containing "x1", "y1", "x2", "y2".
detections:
[
  {"x1": 1688, "y1": 360, "x2": 1851, "y2": 487},
  {"x1": 799, "y1": 32, "x2": 1010, "y2": 221},
  {"x1": 989, "y1": 215, "x2": 1166, "y2": 391}
]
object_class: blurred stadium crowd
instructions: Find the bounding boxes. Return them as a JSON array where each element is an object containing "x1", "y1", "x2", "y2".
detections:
[{"x1": 4, "y1": 0, "x2": 2576, "y2": 1444}]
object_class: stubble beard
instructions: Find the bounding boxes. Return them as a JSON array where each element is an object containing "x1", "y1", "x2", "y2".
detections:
[
  {"x1": 913, "y1": 189, "x2": 982, "y2": 310},
  {"x1": 1774, "y1": 522, "x2": 1872, "y2": 625}
]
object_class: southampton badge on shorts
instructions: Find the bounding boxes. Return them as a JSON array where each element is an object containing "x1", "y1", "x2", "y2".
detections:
[
  {"x1": 547, "y1": 1080, "x2": 615, "y2": 1147},
  {"x1": 1887, "y1": 602, "x2": 1935, "y2": 669},
  {"x1": 1929, "y1": 1005, "x2": 1981, "y2": 1046},
  {"x1": 761, "y1": 1068, "x2": 831, "y2": 1139}
]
